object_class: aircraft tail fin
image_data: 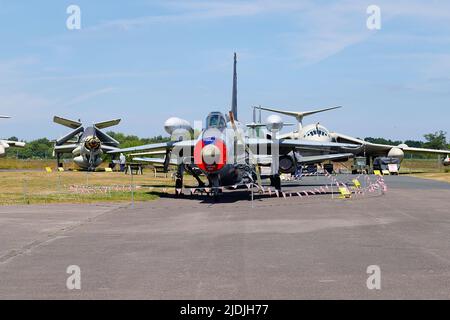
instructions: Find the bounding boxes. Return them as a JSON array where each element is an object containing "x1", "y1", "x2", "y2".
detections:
[
  {"x1": 257, "y1": 106, "x2": 342, "y2": 120},
  {"x1": 231, "y1": 52, "x2": 238, "y2": 121},
  {"x1": 53, "y1": 116, "x2": 82, "y2": 129}
]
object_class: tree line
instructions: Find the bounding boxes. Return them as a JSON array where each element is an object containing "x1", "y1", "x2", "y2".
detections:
[{"x1": 3, "y1": 130, "x2": 449, "y2": 160}]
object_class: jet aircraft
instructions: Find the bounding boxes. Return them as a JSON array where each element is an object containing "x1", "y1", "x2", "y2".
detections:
[{"x1": 109, "y1": 53, "x2": 361, "y2": 197}]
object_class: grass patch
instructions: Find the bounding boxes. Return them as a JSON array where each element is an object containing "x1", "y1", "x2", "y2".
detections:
[
  {"x1": 0, "y1": 158, "x2": 55, "y2": 170},
  {"x1": 410, "y1": 172, "x2": 450, "y2": 184},
  {"x1": 0, "y1": 171, "x2": 191, "y2": 205},
  {"x1": 399, "y1": 158, "x2": 446, "y2": 173}
]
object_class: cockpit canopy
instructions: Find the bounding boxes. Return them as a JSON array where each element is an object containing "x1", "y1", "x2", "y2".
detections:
[
  {"x1": 304, "y1": 126, "x2": 330, "y2": 138},
  {"x1": 205, "y1": 112, "x2": 227, "y2": 130}
]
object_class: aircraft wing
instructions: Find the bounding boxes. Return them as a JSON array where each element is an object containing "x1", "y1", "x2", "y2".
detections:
[
  {"x1": 94, "y1": 119, "x2": 121, "y2": 129},
  {"x1": 101, "y1": 145, "x2": 120, "y2": 152},
  {"x1": 54, "y1": 144, "x2": 78, "y2": 153},
  {"x1": 0, "y1": 140, "x2": 25, "y2": 148},
  {"x1": 279, "y1": 139, "x2": 361, "y2": 151},
  {"x1": 130, "y1": 151, "x2": 168, "y2": 157},
  {"x1": 107, "y1": 140, "x2": 196, "y2": 154},
  {"x1": 396, "y1": 146, "x2": 449, "y2": 155},
  {"x1": 95, "y1": 129, "x2": 120, "y2": 146},
  {"x1": 132, "y1": 157, "x2": 178, "y2": 166},
  {"x1": 247, "y1": 138, "x2": 361, "y2": 153},
  {"x1": 53, "y1": 116, "x2": 82, "y2": 129},
  {"x1": 297, "y1": 153, "x2": 354, "y2": 165},
  {"x1": 333, "y1": 132, "x2": 450, "y2": 156}
]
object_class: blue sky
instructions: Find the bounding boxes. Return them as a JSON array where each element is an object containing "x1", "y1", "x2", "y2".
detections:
[{"x1": 0, "y1": 0, "x2": 449, "y2": 141}]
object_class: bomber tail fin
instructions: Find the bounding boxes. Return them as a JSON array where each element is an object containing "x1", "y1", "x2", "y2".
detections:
[
  {"x1": 257, "y1": 106, "x2": 342, "y2": 121},
  {"x1": 257, "y1": 105, "x2": 342, "y2": 135}
]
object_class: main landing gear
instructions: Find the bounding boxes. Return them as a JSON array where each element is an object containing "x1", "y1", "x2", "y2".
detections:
[
  {"x1": 270, "y1": 174, "x2": 282, "y2": 191},
  {"x1": 175, "y1": 165, "x2": 184, "y2": 197}
]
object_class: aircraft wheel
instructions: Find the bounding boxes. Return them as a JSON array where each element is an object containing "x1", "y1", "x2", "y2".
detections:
[
  {"x1": 212, "y1": 188, "x2": 220, "y2": 202},
  {"x1": 271, "y1": 175, "x2": 282, "y2": 191},
  {"x1": 175, "y1": 178, "x2": 183, "y2": 197}
]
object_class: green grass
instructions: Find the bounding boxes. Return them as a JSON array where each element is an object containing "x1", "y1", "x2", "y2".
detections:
[
  {"x1": 0, "y1": 158, "x2": 55, "y2": 170},
  {"x1": 0, "y1": 171, "x2": 188, "y2": 205},
  {"x1": 410, "y1": 172, "x2": 450, "y2": 184},
  {"x1": 1, "y1": 158, "x2": 447, "y2": 205},
  {"x1": 399, "y1": 158, "x2": 447, "y2": 174}
]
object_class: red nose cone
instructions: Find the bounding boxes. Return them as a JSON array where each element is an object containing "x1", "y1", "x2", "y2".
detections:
[{"x1": 194, "y1": 138, "x2": 227, "y2": 172}]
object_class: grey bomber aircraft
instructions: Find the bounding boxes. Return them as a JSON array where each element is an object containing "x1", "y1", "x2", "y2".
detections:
[
  {"x1": 256, "y1": 106, "x2": 450, "y2": 169},
  {"x1": 0, "y1": 115, "x2": 25, "y2": 157},
  {"x1": 53, "y1": 116, "x2": 121, "y2": 171},
  {"x1": 108, "y1": 53, "x2": 361, "y2": 197}
]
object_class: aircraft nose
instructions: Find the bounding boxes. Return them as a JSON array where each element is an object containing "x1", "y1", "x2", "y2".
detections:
[
  {"x1": 194, "y1": 138, "x2": 227, "y2": 173},
  {"x1": 202, "y1": 144, "x2": 221, "y2": 164}
]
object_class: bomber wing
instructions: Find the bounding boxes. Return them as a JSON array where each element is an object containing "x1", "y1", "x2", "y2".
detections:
[
  {"x1": 247, "y1": 138, "x2": 361, "y2": 153},
  {"x1": 333, "y1": 132, "x2": 450, "y2": 156},
  {"x1": 296, "y1": 153, "x2": 354, "y2": 165},
  {"x1": 397, "y1": 146, "x2": 450, "y2": 155}
]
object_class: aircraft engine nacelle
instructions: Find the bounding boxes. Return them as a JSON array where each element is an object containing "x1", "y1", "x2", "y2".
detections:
[
  {"x1": 72, "y1": 146, "x2": 82, "y2": 156},
  {"x1": 73, "y1": 155, "x2": 86, "y2": 167},
  {"x1": 73, "y1": 155, "x2": 102, "y2": 169},
  {"x1": 279, "y1": 155, "x2": 296, "y2": 174},
  {"x1": 266, "y1": 115, "x2": 284, "y2": 132},
  {"x1": 0, "y1": 145, "x2": 5, "y2": 158},
  {"x1": 164, "y1": 117, "x2": 192, "y2": 137},
  {"x1": 388, "y1": 146, "x2": 405, "y2": 161}
]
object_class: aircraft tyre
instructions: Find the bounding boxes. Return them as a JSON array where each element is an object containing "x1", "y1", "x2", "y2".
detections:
[
  {"x1": 270, "y1": 174, "x2": 282, "y2": 191},
  {"x1": 175, "y1": 177, "x2": 184, "y2": 197}
]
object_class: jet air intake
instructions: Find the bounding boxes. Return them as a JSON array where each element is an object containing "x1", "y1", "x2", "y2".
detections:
[{"x1": 194, "y1": 138, "x2": 227, "y2": 173}]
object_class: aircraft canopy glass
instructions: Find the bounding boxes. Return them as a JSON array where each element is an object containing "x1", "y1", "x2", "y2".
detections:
[
  {"x1": 206, "y1": 112, "x2": 227, "y2": 130},
  {"x1": 304, "y1": 128, "x2": 329, "y2": 138}
]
